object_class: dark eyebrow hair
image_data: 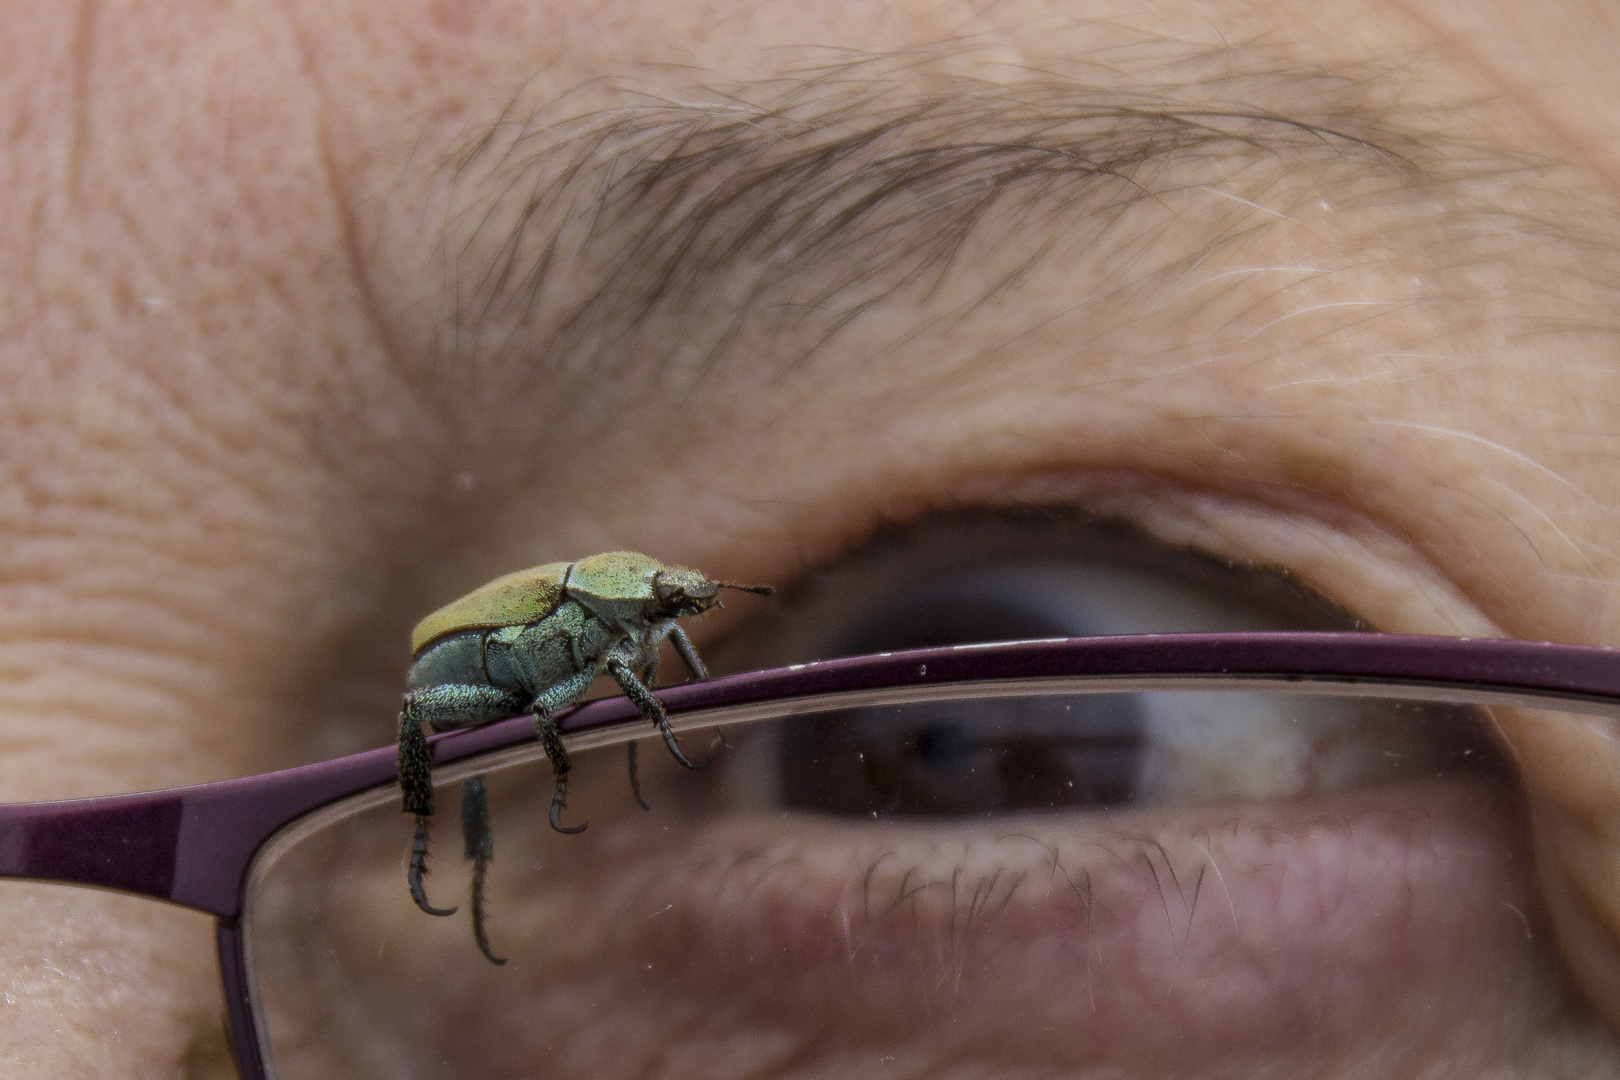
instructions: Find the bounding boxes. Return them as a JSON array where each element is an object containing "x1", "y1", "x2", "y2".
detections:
[{"x1": 429, "y1": 48, "x2": 1553, "y2": 392}]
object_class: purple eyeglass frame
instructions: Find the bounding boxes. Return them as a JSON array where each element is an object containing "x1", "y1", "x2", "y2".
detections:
[{"x1": 2, "y1": 631, "x2": 1620, "y2": 1079}]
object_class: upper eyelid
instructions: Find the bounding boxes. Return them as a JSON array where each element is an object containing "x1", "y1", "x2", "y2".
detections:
[{"x1": 708, "y1": 508, "x2": 1363, "y2": 671}]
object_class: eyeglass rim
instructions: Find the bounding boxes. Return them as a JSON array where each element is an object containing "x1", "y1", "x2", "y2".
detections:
[{"x1": 3, "y1": 631, "x2": 1620, "y2": 919}]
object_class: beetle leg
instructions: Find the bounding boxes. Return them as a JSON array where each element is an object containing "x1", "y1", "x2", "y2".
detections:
[
  {"x1": 624, "y1": 653, "x2": 657, "y2": 810},
  {"x1": 530, "y1": 668, "x2": 597, "y2": 835},
  {"x1": 667, "y1": 624, "x2": 709, "y2": 680},
  {"x1": 666, "y1": 625, "x2": 729, "y2": 748},
  {"x1": 399, "y1": 686, "x2": 527, "y2": 918},
  {"x1": 408, "y1": 815, "x2": 456, "y2": 917},
  {"x1": 400, "y1": 698, "x2": 457, "y2": 917},
  {"x1": 398, "y1": 698, "x2": 437, "y2": 818},
  {"x1": 535, "y1": 712, "x2": 585, "y2": 834},
  {"x1": 607, "y1": 657, "x2": 702, "y2": 770},
  {"x1": 627, "y1": 740, "x2": 651, "y2": 810},
  {"x1": 460, "y1": 775, "x2": 507, "y2": 965}
]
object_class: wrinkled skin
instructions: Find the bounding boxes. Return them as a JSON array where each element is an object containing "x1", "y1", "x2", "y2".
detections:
[{"x1": 6, "y1": 0, "x2": 1620, "y2": 1076}]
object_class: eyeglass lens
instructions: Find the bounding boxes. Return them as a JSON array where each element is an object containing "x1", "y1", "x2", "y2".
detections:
[{"x1": 242, "y1": 684, "x2": 1585, "y2": 1079}]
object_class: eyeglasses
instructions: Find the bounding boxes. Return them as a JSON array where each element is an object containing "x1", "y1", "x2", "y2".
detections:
[{"x1": 2, "y1": 631, "x2": 1618, "y2": 1079}]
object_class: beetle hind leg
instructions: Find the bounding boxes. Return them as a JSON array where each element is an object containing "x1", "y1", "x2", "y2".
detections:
[
  {"x1": 400, "y1": 702, "x2": 457, "y2": 917},
  {"x1": 399, "y1": 685, "x2": 526, "y2": 918},
  {"x1": 461, "y1": 775, "x2": 507, "y2": 965}
]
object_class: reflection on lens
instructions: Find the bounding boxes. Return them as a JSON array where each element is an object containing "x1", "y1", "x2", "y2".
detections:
[{"x1": 244, "y1": 687, "x2": 1603, "y2": 1080}]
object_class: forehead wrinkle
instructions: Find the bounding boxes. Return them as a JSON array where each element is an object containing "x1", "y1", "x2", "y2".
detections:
[{"x1": 428, "y1": 46, "x2": 1585, "y2": 405}]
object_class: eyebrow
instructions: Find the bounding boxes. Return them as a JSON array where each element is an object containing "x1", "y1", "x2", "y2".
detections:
[{"x1": 432, "y1": 48, "x2": 1524, "y2": 390}]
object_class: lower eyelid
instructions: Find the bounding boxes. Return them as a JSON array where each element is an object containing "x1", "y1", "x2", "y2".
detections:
[{"x1": 485, "y1": 775, "x2": 1549, "y2": 1073}]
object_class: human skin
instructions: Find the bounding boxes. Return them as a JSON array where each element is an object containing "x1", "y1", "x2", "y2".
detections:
[{"x1": 4, "y1": 0, "x2": 1620, "y2": 1075}]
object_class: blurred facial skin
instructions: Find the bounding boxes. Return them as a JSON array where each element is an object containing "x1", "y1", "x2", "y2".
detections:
[{"x1": 5, "y1": 0, "x2": 1620, "y2": 1075}]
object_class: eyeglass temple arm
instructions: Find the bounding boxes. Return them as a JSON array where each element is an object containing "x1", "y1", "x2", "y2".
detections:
[
  {"x1": 0, "y1": 789, "x2": 186, "y2": 905},
  {"x1": 0, "y1": 741, "x2": 403, "y2": 917}
]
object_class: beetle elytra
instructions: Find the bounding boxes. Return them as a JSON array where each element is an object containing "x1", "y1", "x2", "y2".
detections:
[{"x1": 398, "y1": 551, "x2": 772, "y2": 963}]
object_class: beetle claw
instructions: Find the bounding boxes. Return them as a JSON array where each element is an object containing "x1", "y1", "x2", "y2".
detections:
[
  {"x1": 628, "y1": 741, "x2": 651, "y2": 811},
  {"x1": 660, "y1": 723, "x2": 705, "y2": 770},
  {"x1": 549, "y1": 775, "x2": 587, "y2": 834},
  {"x1": 408, "y1": 815, "x2": 458, "y2": 917},
  {"x1": 469, "y1": 853, "x2": 507, "y2": 965},
  {"x1": 549, "y1": 802, "x2": 587, "y2": 834}
]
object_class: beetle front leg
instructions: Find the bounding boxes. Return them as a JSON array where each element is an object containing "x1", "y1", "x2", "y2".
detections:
[
  {"x1": 607, "y1": 657, "x2": 701, "y2": 770},
  {"x1": 667, "y1": 624, "x2": 709, "y2": 680},
  {"x1": 665, "y1": 623, "x2": 729, "y2": 749}
]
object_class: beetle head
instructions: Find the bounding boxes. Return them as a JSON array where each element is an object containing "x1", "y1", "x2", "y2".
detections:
[
  {"x1": 650, "y1": 568, "x2": 721, "y2": 619},
  {"x1": 651, "y1": 569, "x2": 774, "y2": 620}
]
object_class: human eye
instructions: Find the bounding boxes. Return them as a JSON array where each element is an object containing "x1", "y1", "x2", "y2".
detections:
[
  {"x1": 705, "y1": 511, "x2": 1499, "y2": 818},
  {"x1": 246, "y1": 512, "x2": 1572, "y2": 1080}
]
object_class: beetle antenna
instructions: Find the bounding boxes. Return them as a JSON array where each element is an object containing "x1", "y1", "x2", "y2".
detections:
[{"x1": 717, "y1": 582, "x2": 774, "y2": 596}]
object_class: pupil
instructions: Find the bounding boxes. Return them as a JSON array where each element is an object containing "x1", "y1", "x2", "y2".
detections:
[
  {"x1": 915, "y1": 721, "x2": 975, "y2": 775},
  {"x1": 775, "y1": 576, "x2": 1146, "y2": 818}
]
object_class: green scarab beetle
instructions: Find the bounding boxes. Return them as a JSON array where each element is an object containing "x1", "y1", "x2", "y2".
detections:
[{"x1": 398, "y1": 551, "x2": 772, "y2": 964}]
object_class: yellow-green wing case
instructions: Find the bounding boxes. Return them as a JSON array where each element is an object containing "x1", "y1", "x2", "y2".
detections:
[{"x1": 410, "y1": 561, "x2": 572, "y2": 654}]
